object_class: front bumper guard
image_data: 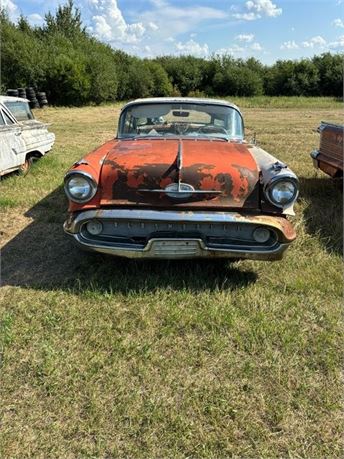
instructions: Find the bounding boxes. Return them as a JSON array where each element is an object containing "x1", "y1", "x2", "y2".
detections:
[{"x1": 64, "y1": 209, "x2": 295, "y2": 260}]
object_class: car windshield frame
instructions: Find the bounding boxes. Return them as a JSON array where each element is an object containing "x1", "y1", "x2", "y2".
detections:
[{"x1": 117, "y1": 102, "x2": 244, "y2": 141}]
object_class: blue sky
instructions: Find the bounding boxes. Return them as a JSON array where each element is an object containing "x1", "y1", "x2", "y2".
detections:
[{"x1": 2, "y1": 0, "x2": 344, "y2": 63}]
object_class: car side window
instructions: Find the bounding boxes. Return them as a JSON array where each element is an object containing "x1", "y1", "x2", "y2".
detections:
[{"x1": 2, "y1": 110, "x2": 15, "y2": 125}]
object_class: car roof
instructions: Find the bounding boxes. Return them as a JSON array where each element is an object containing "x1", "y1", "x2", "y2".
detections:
[
  {"x1": 121, "y1": 97, "x2": 241, "y2": 114},
  {"x1": 0, "y1": 95, "x2": 30, "y2": 103}
]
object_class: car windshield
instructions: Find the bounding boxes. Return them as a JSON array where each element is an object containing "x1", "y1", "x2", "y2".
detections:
[
  {"x1": 3, "y1": 101, "x2": 34, "y2": 121},
  {"x1": 118, "y1": 102, "x2": 244, "y2": 141}
]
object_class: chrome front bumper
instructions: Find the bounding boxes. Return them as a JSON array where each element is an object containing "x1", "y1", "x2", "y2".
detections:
[{"x1": 64, "y1": 209, "x2": 294, "y2": 260}]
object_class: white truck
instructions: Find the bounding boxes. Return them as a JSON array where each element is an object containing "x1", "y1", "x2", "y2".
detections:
[{"x1": 0, "y1": 96, "x2": 55, "y2": 176}]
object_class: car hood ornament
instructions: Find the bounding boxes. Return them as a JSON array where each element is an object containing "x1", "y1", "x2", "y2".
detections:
[{"x1": 164, "y1": 182, "x2": 195, "y2": 199}]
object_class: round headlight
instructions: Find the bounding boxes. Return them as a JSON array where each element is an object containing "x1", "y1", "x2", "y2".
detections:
[
  {"x1": 266, "y1": 179, "x2": 298, "y2": 207},
  {"x1": 64, "y1": 173, "x2": 97, "y2": 203}
]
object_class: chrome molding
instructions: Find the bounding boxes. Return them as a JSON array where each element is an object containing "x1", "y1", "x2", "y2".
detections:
[
  {"x1": 64, "y1": 209, "x2": 270, "y2": 234},
  {"x1": 70, "y1": 234, "x2": 289, "y2": 260}
]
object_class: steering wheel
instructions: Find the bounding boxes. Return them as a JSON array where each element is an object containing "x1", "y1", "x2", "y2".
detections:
[
  {"x1": 197, "y1": 125, "x2": 228, "y2": 135},
  {"x1": 173, "y1": 122, "x2": 190, "y2": 135}
]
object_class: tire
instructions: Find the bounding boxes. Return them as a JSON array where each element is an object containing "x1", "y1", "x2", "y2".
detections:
[
  {"x1": 18, "y1": 157, "x2": 33, "y2": 176},
  {"x1": 7, "y1": 89, "x2": 18, "y2": 97},
  {"x1": 29, "y1": 100, "x2": 40, "y2": 109}
]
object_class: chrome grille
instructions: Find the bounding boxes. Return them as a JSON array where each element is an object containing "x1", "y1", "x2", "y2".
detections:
[{"x1": 79, "y1": 218, "x2": 277, "y2": 250}]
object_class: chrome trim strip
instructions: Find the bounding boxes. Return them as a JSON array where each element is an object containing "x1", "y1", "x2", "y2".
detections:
[
  {"x1": 69, "y1": 234, "x2": 289, "y2": 260},
  {"x1": 64, "y1": 209, "x2": 266, "y2": 234}
]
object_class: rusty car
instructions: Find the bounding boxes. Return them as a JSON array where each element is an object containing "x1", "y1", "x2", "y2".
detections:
[
  {"x1": 311, "y1": 121, "x2": 343, "y2": 179},
  {"x1": 0, "y1": 96, "x2": 55, "y2": 176},
  {"x1": 63, "y1": 97, "x2": 299, "y2": 260}
]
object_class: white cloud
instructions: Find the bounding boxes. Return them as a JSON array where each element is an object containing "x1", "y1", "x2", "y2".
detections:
[
  {"x1": 251, "y1": 42, "x2": 263, "y2": 51},
  {"x1": 0, "y1": 0, "x2": 19, "y2": 21},
  {"x1": 329, "y1": 35, "x2": 344, "y2": 48},
  {"x1": 88, "y1": 0, "x2": 148, "y2": 44},
  {"x1": 246, "y1": 0, "x2": 282, "y2": 17},
  {"x1": 233, "y1": 0, "x2": 282, "y2": 21},
  {"x1": 84, "y1": 0, "x2": 227, "y2": 55},
  {"x1": 280, "y1": 40, "x2": 299, "y2": 50},
  {"x1": 233, "y1": 12, "x2": 257, "y2": 21},
  {"x1": 140, "y1": 1, "x2": 227, "y2": 38},
  {"x1": 302, "y1": 35, "x2": 327, "y2": 48},
  {"x1": 27, "y1": 13, "x2": 44, "y2": 26},
  {"x1": 147, "y1": 21, "x2": 159, "y2": 31},
  {"x1": 175, "y1": 39, "x2": 209, "y2": 57},
  {"x1": 235, "y1": 33, "x2": 255, "y2": 42},
  {"x1": 332, "y1": 18, "x2": 344, "y2": 28},
  {"x1": 215, "y1": 45, "x2": 245, "y2": 56}
]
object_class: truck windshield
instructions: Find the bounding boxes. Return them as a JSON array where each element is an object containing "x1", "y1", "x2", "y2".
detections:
[{"x1": 119, "y1": 103, "x2": 244, "y2": 141}]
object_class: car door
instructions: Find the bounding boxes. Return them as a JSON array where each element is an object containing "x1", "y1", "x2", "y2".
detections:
[{"x1": 0, "y1": 107, "x2": 27, "y2": 175}]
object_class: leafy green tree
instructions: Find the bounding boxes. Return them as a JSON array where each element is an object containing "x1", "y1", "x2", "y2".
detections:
[
  {"x1": 0, "y1": 11, "x2": 46, "y2": 89},
  {"x1": 45, "y1": 36, "x2": 90, "y2": 105},
  {"x1": 1, "y1": 0, "x2": 342, "y2": 105},
  {"x1": 145, "y1": 61, "x2": 173, "y2": 96},
  {"x1": 85, "y1": 41, "x2": 118, "y2": 104},
  {"x1": 43, "y1": 0, "x2": 86, "y2": 39},
  {"x1": 290, "y1": 60, "x2": 319, "y2": 96},
  {"x1": 158, "y1": 56, "x2": 204, "y2": 96},
  {"x1": 313, "y1": 53, "x2": 343, "y2": 97}
]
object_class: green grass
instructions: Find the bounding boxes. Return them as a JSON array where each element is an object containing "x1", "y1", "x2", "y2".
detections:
[
  {"x1": 0, "y1": 100, "x2": 343, "y2": 458},
  {"x1": 229, "y1": 96, "x2": 342, "y2": 109}
]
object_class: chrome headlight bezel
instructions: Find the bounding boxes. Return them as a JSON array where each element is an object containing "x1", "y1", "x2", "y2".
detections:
[
  {"x1": 265, "y1": 176, "x2": 299, "y2": 208},
  {"x1": 64, "y1": 171, "x2": 98, "y2": 203}
]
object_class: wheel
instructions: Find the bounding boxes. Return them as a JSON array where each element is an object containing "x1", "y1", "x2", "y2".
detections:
[{"x1": 18, "y1": 157, "x2": 33, "y2": 176}]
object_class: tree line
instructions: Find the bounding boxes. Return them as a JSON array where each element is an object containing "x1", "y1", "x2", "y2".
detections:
[{"x1": 1, "y1": 0, "x2": 343, "y2": 106}]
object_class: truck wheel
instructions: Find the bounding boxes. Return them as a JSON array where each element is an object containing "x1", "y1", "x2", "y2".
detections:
[{"x1": 18, "y1": 157, "x2": 33, "y2": 176}]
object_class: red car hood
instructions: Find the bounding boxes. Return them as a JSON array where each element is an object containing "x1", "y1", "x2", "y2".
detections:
[{"x1": 100, "y1": 138, "x2": 260, "y2": 209}]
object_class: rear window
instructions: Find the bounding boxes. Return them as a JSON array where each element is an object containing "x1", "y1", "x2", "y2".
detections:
[{"x1": 4, "y1": 101, "x2": 34, "y2": 121}]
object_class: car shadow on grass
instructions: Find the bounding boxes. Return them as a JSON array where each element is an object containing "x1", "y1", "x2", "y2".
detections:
[
  {"x1": 300, "y1": 176, "x2": 343, "y2": 256},
  {"x1": 0, "y1": 186, "x2": 257, "y2": 293}
]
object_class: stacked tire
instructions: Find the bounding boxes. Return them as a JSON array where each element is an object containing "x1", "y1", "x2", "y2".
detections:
[
  {"x1": 37, "y1": 92, "x2": 48, "y2": 108},
  {"x1": 6, "y1": 89, "x2": 19, "y2": 97},
  {"x1": 26, "y1": 87, "x2": 40, "y2": 109},
  {"x1": 18, "y1": 88, "x2": 27, "y2": 99},
  {"x1": 5, "y1": 87, "x2": 49, "y2": 108}
]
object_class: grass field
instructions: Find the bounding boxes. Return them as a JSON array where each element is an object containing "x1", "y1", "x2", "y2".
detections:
[{"x1": 0, "y1": 97, "x2": 343, "y2": 458}]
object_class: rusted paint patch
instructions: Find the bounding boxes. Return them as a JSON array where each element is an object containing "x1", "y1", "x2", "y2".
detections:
[{"x1": 99, "y1": 138, "x2": 260, "y2": 209}]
